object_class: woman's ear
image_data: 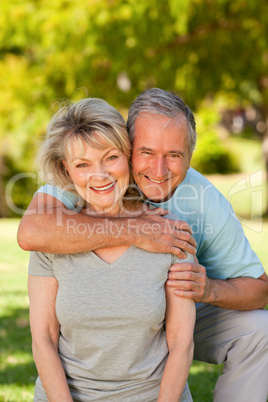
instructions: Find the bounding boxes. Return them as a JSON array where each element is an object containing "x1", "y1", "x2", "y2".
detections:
[{"x1": 62, "y1": 160, "x2": 69, "y2": 176}]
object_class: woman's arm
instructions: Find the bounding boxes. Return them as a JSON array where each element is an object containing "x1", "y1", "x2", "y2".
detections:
[
  {"x1": 28, "y1": 275, "x2": 73, "y2": 401},
  {"x1": 158, "y1": 287, "x2": 196, "y2": 402}
]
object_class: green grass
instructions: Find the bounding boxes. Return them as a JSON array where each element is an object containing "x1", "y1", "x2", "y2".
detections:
[
  {"x1": 0, "y1": 209, "x2": 267, "y2": 401},
  {"x1": 226, "y1": 136, "x2": 264, "y2": 174},
  {"x1": 0, "y1": 220, "x2": 36, "y2": 402}
]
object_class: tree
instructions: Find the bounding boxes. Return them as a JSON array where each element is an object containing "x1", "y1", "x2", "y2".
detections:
[{"x1": 1, "y1": 0, "x2": 268, "y2": 215}]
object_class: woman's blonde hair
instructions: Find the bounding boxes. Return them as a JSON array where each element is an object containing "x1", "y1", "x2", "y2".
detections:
[{"x1": 37, "y1": 98, "x2": 131, "y2": 194}]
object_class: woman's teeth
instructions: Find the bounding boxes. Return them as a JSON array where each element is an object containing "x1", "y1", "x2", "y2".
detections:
[{"x1": 91, "y1": 181, "x2": 116, "y2": 191}]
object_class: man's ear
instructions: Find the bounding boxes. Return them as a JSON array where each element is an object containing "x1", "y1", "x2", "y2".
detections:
[{"x1": 188, "y1": 153, "x2": 193, "y2": 168}]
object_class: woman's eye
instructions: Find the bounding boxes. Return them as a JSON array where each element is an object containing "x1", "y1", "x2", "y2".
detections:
[
  {"x1": 76, "y1": 163, "x2": 87, "y2": 168},
  {"x1": 107, "y1": 155, "x2": 118, "y2": 161}
]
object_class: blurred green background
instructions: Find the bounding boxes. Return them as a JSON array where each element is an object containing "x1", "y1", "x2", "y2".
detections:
[{"x1": 1, "y1": 0, "x2": 268, "y2": 400}]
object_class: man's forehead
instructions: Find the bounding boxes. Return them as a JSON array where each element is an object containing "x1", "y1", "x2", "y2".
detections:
[
  {"x1": 135, "y1": 113, "x2": 187, "y2": 132},
  {"x1": 132, "y1": 114, "x2": 189, "y2": 156}
]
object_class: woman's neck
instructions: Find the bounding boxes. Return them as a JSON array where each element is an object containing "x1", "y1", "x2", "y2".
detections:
[{"x1": 81, "y1": 200, "x2": 147, "y2": 218}]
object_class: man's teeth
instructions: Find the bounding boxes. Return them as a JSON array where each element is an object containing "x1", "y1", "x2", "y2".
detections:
[
  {"x1": 147, "y1": 177, "x2": 168, "y2": 184},
  {"x1": 91, "y1": 182, "x2": 115, "y2": 191}
]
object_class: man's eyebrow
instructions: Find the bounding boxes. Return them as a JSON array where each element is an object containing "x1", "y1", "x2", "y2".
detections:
[
  {"x1": 137, "y1": 146, "x2": 154, "y2": 152},
  {"x1": 137, "y1": 146, "x2": 185, "y2": 155},
  {"x1": 168, "y1": 150, "x2": 185, "y2": 156}
]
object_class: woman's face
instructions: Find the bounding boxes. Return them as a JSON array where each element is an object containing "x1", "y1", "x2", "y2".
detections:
[{"x1": 63, "y1": 135, "x2": 130, "y2": 215}]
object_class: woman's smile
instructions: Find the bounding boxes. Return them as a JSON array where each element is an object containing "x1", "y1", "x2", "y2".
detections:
[{"x1": 90, "y1": 180, "x2": 117, "y2": 192}]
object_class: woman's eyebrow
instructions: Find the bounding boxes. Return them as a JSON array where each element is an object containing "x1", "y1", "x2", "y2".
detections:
[{"x1": 71, "y1": 148, "x2": 119, "y2": 162}]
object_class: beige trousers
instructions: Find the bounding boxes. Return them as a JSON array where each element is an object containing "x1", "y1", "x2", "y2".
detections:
[{"x1": 194, "y1": 304, "x2": 268, "y2": 402}]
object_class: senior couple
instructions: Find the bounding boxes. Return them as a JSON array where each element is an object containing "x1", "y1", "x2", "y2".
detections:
[{"x1": 18, "y1": 88, "x2": 268, "y2": 401}]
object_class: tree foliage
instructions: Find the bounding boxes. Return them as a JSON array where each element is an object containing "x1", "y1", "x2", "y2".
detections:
[{"x1": 1, "y1": 0, "x2": 268, "y2": 216}]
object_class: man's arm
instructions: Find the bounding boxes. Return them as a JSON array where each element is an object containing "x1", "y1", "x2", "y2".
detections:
[
  {"x1": 17, "y1": 192, "x2": 197, "y2": 257},
  {"x1": 167, "y1": 262, "x2": 268, "y2": 310}
]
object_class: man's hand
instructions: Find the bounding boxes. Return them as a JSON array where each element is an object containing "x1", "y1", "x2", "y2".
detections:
[
  {"x1": 132, "y1": 209, "x2": 197, "y2": 259},
  {"x1": 166, "y1": 262, "x2": 268, "y2": 309},
  {"x1": 166, "y1": 262, "x2": 209, "y2": 302}
]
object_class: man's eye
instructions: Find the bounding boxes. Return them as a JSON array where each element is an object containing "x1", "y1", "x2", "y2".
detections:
[
  {"x1": 169, "y1": 153, "x2": 180, "y2": 158},
  {"x1": 141, "y1": 151, "x2": 152, "y2": 155}
]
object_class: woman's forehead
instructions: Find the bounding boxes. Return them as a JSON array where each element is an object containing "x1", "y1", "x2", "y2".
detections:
[{"x1": 65, "y1": 135, "x2": 117, "y2": 160}]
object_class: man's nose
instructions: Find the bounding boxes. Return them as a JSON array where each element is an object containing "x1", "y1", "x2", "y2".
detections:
[{"x1": 152, "y1": 157, "x2": 168, "y2": 178}]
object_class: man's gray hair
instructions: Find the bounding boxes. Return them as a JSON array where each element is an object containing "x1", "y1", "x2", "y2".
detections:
[{"x1": 127, "y1": 88, "x2": 197, "y2": 155}]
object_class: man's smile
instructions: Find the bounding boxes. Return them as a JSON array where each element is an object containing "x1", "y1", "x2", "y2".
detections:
[{"x1": 144, "y1": 175, "x2": 170, "y2": 184}]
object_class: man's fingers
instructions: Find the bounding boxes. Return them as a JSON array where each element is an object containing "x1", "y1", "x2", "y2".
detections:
[
  {"x1": 172, "y1": 219, "x2": 193, "y2": 234},
  {"x1": 169, "y1": 262, "x2": 205, "y2": 274},
  {"x1": 132, "y1": 213, "x2": 197, "y2": 257},
  {"x1": 143, "y1": 207, "x2": 170, "y2": 216},
  {"x1": 165, "y1": 262, "x2": 209, "y2": 303},
  {"x1": 173, "y1": 290, "x2": 199, "y2": 299},
  {"x1": 170, "y1": 229, "x2": 197, "y2": 247},
  {"x1": 166, "y1": 279, "x2": 202, "y2": 291},
  {"x1": 169, "y1": 244, "x2": 196, "y2": 258},
  {"x1": 173, "y1": 237, "x2": 197, "y2": 253},
  {"x1": 168, "y1": 246, "x2": 188, "y2": 259},
  {"x1": 168, "y1": 267, "x2": 206, "y2": 288}
]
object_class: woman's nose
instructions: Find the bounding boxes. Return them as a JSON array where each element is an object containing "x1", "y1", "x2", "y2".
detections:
[{"x1": 89, "y1": 163, "x2": 109, "y2": 180}]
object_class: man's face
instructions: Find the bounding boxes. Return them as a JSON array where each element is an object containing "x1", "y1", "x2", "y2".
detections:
[{"x1": 131, "y1": 113, "x2": 192, "y2": 202}]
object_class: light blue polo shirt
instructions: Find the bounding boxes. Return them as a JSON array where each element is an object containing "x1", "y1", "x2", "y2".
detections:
[{"x1": 37, "y1": 167, "x2": 264, "y2": 280}]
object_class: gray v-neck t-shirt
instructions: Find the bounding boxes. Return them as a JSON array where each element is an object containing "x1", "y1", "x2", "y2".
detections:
[{"x1": 29, "y1": 246, "x2": 193, "y2": 401}]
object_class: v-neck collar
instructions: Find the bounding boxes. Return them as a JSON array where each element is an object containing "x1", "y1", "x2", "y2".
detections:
[{"x1": 90, "y1": 245, "x2": 134, "y2": 268}]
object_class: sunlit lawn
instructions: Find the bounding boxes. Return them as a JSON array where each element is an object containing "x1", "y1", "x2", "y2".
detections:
[
  {"x1": 1, "y1": 179, "x2": 267, "y2": 402},
  {"x1": 0, "y1": 219, "x2": 36, "y2": 402}
]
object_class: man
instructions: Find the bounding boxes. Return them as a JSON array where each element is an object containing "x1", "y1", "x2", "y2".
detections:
[{"x1": 18, "y1": 89, "x2": 268, "y2": 401}]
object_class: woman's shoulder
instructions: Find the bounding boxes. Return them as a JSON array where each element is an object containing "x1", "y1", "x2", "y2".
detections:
[{"x1": 119, "y1": 202, "x2": 149, "y2": 217}]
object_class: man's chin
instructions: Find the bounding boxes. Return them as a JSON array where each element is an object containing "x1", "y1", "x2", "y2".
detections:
[
  {"x1": 134, "y1": 178, "x2": 172, "y2": 202},
  {"x1": 142, "y1": 190, "x2": 169, "y2": 203}
]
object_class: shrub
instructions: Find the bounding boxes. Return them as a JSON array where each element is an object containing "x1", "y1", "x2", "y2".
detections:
[{"x1": 191, "y1": 129, "x2": 240, "y2": 174}]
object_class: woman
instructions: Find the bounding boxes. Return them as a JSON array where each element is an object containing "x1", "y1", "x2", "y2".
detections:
[{"x1": 28, "y1": 98, "x2": 195, "y2": 401}]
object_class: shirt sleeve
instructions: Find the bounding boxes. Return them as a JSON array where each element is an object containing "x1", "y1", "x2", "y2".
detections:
[
  {"x1": 28, "y1": 251, "x2": 55, "y2": 277},
  {"x1": 36, "y1": 184, "x2": 81, "y2": 210},
  {"x1": 172, "y1": 252, "x2": 195, "y2": 265},
  {"x1": 198, "y1": 194, "x2": 264, "y2": 280}
]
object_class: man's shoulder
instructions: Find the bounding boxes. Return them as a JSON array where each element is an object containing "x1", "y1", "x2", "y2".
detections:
[
  {"x1": 185, "y1": 168, "x2": 215, "y2": 187},
  {"x1": 173, "y1": 168, "x2": 234, "y2": 222},
  {"x1": 177, "y1": 168, "x2": 223, "y2": 200}
]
